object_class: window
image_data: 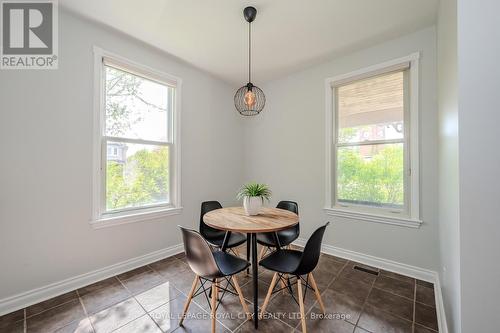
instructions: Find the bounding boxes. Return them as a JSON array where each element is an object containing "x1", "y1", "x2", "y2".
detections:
[
  {"x1": 325, "y1": 54, "x2": 421, "y2": 227},
  {"x1": 92, "y1": 47, "x2": 182, "y2": 227}
]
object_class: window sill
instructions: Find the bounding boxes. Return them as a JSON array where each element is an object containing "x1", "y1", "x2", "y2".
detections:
[
  {"x1": 90, "y1": 207, "x2": 183, "y2": 229},
  {"x1": 323, "y1": 207, "x2": 422, "y2": 228}
]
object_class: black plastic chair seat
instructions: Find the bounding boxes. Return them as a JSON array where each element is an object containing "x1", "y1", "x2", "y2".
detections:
[
  {"x1": 259, "y1": 249, "x2": 303, "y2": 274},
  {"x1": 206, "y1": 232, "x2": 246, "y2": 248},
  {"x1": 213, "y1": 251, "x2": 250, "y2": 277},
  {"x1": 259, "y1": 223, "x2": 329, "y2": 333},
  {"x1": 179, "y1": 225, "x2": 252, "y2": 333},
  {"x1": 260, "y1": 222, "x2": 329, "y2": 276},
  {"x1": 256, "y1": 229, "x2": 296, "y2": 247},
  {"x1": 179, "y1": 226, "x2": 251, "y2": 280}
]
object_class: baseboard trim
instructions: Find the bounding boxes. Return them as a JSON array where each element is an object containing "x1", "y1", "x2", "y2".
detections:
[
  {"x1": 0, "y1": 243, "x2": 183, "y2": 316},
  {"x1": 292, "y1": 238, "x2": 448, "y2": 333},
  {"x1": 1, "y1": 240, "x2": 448, "y2": 333},
  {"x1": 433, "y1": 273, "x2": 449, "y2": 333}
]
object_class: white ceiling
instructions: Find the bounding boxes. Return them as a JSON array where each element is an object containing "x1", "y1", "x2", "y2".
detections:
[{"x1": 61, "y1": 0, "x2": 438, "y2": 85}]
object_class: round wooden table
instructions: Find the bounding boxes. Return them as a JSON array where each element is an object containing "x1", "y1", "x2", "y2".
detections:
[{"x1": 204, "y1": 207, "x2": 299, "y2": 329}]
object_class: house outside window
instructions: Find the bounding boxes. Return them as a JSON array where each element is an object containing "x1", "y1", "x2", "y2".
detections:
[
  {"x1": 325, "y1": 54, "x2": 421, "y2": 228},
  {"x1": 92, "y1": 47, "x2": 182, "y2": 228}
]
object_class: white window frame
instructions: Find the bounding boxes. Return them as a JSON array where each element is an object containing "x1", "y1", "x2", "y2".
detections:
[
  {"x1": 91, "y1": 46, "x2": 182, "y2": 229},
  {"x1": 324, "y1": 53, "x2": 422, "y2": 228}
]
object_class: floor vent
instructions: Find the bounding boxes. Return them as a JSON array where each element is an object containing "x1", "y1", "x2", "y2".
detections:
[{"x1": 353, "y1": 265, "x2": 379, "y2": 275}]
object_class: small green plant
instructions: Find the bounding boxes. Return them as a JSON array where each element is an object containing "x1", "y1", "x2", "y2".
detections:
[{"x1": 237, "y1": 182, "x2": 272, "y2": 202}]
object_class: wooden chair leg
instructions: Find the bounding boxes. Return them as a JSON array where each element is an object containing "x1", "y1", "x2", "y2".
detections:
[
  {"x1": 260, "y1": 272, "x2": 278, "y2": 318},
  {"x1": 309, "y1": 273, "x2": 325, "y2": 314},
  {"x1": 180, "y1": 275, "x2": 198, "y2": 325},
  {"x1": 232, "y1": 275, "x2": 251, "y2": 320},
  {"x1": 211, "y1": 279, "x2": 218, "y2": 333},
  {"x1": 258, "y1": 246, "x2": 266, "y2": 261},
  {"x1": 297, "y1": 276, "x2": 307, "y2": 333}
]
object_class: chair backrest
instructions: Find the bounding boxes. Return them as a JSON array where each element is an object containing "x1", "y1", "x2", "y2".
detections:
[
  {"x1": 276, "y1": 200, "x2": 298, "y2": 214},
  {"x1": 199, "y1": 201, "x2": 225, "y2": 240},
  {"x1": 179, "y1": 226, "x2": 220, "y2": 278},
  {"x1": 294, "y1": 222, "x2": 330, "y2": 275},
  {"x1": 276, "y1": 201, "x2": 300, "y2": 238}
]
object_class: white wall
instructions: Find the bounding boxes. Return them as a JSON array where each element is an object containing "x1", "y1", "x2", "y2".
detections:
[
  {"x1": 0, "y1": 8, "x2": 462, "y2": 324},
  {"x1": 0, "y1": 10, "x2": 244, "y2": 301},
  {"x1": 458, "y1": 1, "x2": 500, "y2": 332},
  {"x1": 437, "y1": 0, "x2": 461, "y2": 332},
  {"x1": 243, "y1": 27, "x2": 439, "y2": 271}
]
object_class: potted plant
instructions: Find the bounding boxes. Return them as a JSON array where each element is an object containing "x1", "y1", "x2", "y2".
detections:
[{"x1": 237, "y1": 182, "x2": 272, "y2": 216}]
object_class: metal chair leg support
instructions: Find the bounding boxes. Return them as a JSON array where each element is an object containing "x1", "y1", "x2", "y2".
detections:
[
  {"x1": 287, "y1": 275, "x2": 294, "y2": 295},
  {"x1": 258, "y1": 246, "x2": 267, "y2": 262},
  {"x1": 208, "y1": 280, "x2": 212, "y2": 299},
  {"x1": 197, "y1": 278, "x2": 213, "y2": 310},
  {"x1": 302, "y1": 275, "x2": 309, "y2": 301}
]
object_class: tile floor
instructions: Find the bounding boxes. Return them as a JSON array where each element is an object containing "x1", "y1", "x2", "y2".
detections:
[{"x1": 0, "y1": 249, "x2": 438, "y2": 333}]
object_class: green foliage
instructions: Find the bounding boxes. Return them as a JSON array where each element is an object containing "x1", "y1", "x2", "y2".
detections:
[
  {"x1": 104, "y1": 66, "x2": 171, "y2": 211},
  {"x1": 237, "y1": 183, "x2": 272, "y2": 202},
  {"x1": 106, "y1": 147, "x2": 169, "y2": 210},
  {"x1": 337, "y1": 145, "x2": 404, "y2": 207}
]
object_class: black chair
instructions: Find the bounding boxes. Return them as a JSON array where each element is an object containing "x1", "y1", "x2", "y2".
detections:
[
  {"x1": 259, "y1": 222, "x2": 330, "y2": 333},
  {"x1": 200, "y1": 201, "x2": 246, "y2": 253},
  {"x1": 257, "y1": 201, "x2": 300, "y2": 260},
  {"x1": 178, "y1": 226, "x2": 251, "y2": 333}
]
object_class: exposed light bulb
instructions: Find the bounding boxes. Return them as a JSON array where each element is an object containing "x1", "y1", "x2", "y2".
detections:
[{"x1": 244, "y1": 90, "x2": 256, "y2": 108}]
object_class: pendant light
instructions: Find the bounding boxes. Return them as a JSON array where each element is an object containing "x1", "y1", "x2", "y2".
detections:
[{"x1": 234, "y1": 6, "x2": 266, "y2": 116}]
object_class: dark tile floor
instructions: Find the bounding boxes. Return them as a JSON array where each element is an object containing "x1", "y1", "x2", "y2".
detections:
[{"x1": 0, "y1": 248, "x2": 438, "y2": 333}]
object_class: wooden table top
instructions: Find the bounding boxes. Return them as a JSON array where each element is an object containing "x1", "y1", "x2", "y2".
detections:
[{"x1": 203, "y1": 206, "x2": 299, "y2": 233}]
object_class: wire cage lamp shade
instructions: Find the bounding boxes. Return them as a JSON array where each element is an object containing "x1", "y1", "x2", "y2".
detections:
[
  {"x1": 235, "y1": 6, "x2": 266, "y2": 116},
  {"x1": 234, "y1": 83, "x2": 266, "y2": 116}
]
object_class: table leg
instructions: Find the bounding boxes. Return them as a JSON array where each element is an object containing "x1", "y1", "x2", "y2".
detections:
[
  {"x1": 272, "y1": 232, "x2": 282, "y2": 250},
  {"x1": 221, "y1": 231, "x2": 231, "y2": 252},
  {"x1": 246, "y1": 234, "x2": 251, "y2": 274},
  {"x1": 251, "y1": 233, "x2": 258, "y2": 329}
]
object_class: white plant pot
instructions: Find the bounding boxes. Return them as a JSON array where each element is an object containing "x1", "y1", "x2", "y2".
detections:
[{"x1": 243, "y1": 196, "x2": 262, "y2": 216}]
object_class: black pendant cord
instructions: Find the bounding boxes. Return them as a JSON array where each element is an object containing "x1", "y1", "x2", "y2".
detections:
[{"x1": 248, "y1": 21, "x2": 252, "y2": 84}]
